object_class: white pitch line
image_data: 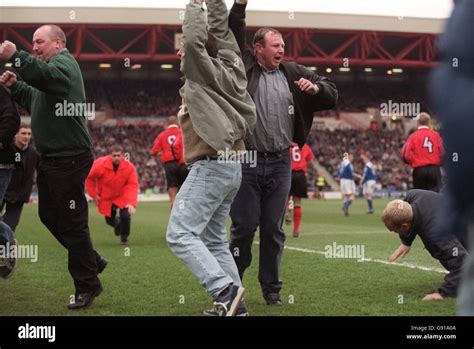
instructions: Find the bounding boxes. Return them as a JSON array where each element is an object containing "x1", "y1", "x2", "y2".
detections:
[
  {"x1": 277, "y1": 244, "x2": 448, "y2": 274},
  {"x1": 294, "y1": 230, "x2": 384, "y2": 236}
]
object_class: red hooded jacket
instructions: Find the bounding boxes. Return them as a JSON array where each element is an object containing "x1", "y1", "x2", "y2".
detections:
[{"x1": 86, "y1": 155, "x2": 139, "y2": 217}]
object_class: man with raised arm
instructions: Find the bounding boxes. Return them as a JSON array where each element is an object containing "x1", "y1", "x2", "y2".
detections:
[
  {"x1": 166, "y1": 0, "x2": 256, "y2": 316},
  {"x1": 228, "y1": 0, "x2": 338, "y2": 305}
]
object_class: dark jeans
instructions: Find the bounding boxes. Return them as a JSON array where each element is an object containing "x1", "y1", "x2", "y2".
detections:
[
  {"x1": 37, "y1": 150, "x2": 102, "y2": 294},
  {"x1": 230, "y1": 151, "x2": 291, "y2": 294},
  {"x1": 105, "y1": 204, "x2": 131, "y2": 241},
  {"x1": 438, "y1": 239, "x2": 469, "y2": 298},
  {"x1": 2, "y1": 201, "x2": 24, "y2": 232}
]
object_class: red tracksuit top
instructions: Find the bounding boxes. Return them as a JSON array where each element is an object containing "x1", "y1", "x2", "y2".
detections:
[{"x1": 401, "y1": 126, "x2": 444, "y2": 168}]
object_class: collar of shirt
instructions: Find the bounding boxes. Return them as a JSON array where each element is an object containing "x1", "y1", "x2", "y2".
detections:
[
  {"x1": 417, "y1": 126, "x2": 429, "y2": 130},
  {"x1": 167, "y1": 125, "x2": 179, "y2": 129},
  {"x1": 47, "y1": 48, "x2": 69, "y2": 62},
  {"x1": 257, "y1": 60, "x2": 280, "y2": 73}
]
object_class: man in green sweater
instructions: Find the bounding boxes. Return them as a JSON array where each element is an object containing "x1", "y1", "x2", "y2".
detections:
[{"x1": 0, "y1": 25, "x2": 106, "y2": 310}]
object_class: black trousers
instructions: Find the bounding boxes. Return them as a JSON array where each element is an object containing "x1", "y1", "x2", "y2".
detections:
[
  {"x1": 413, "y1": 165, "x2": 442, "y2": 192},
  {"x1": 37, "y1": 150, "x2": 102, "y2": 294},
  {"x1": 105, "y1": 204, "x2": 131, "y2": 241},
  {"x1": 2, "y1": 201, "x2": 24, "y2": 232},
  {"x1": 230, "y1": 151, "x2": 291, "y2": 295},
  {"x1": 437, "y1": 239, "x2": 469, "y2": 297}
]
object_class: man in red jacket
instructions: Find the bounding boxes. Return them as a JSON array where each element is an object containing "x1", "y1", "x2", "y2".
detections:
[
  {"x1": 400, "y1": 113, "x2": 444, "y2": 192},
  {"x1": 86, "y1": 145, "x2": 139, "y2": 245}
]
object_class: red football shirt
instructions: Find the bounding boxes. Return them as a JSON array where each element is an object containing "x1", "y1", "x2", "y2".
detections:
[
  {"x1": 150, "y1": 126, "x2": 182, "y2": 164},
  {"x1": 173, "y1": 133, "x2": 185, "y2": 164},
  {"x1": 290, "y1": 143, "x2": 315, "y2": 173},
  {"x1": 401, "y1": 127, "x2": 444, "y2": 168}
]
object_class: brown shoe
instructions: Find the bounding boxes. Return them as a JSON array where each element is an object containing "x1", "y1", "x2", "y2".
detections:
[{"x1": 68, "y1": 285, "x2": 103, "y2": 310}]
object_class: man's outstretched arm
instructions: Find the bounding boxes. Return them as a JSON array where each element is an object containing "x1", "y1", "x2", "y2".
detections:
[
  {"x1": 206, "y1": 0, "x2": 240, "y2": 53},
  {"x1": 228, "y1": 0, "x2": 247, "y2": 54},
  {"x1": 181, "y1": 0, "x2": 215, "y2": 83}
]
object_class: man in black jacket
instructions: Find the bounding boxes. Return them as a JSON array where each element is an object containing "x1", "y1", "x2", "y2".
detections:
[
  {"x1": 381, "y1": 190, "x2": 468, "y2": 300},
  {"x1": 228, "y1": 0, "x2": 338, "y2": 304},
  {"x1": 0, "y1": 84, "x2": 20, "y2": 279},
  {"x1": 2, "y1": 123, "x2": 40, "y2": 232}
]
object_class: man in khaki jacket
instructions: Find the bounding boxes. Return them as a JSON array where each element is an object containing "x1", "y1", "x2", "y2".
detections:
[{"x1": 166, "y1": 0, "x2": 256, "y2": 317}]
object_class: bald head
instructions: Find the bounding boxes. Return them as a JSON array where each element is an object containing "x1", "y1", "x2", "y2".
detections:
[{"x1": 33, "y1": 24, "x2": 66, "y2": 61}]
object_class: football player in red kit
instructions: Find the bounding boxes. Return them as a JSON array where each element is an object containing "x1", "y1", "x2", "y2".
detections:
[
  {"x1": 286, "y1": 142, "x2": 315, "y2": 237},
  {"x1": 401, "y1": 113, "x2": 444, "y2": 192},
  {"x1": 150, "y1": 116, "x2": 187, "y2": 207}
]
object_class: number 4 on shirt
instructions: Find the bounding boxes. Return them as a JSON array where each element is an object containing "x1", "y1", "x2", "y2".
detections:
[{"x1": 423, "y1": 136, "x2": 433, "y2": 153}]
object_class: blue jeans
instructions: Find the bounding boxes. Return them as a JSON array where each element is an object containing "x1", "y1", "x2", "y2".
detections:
[
  {"x1": 0, "y1": 169, "x2": 13, "y2": 245},
  {"x1": 166, "y1": 160, "x2": 242, "y2": 297}
]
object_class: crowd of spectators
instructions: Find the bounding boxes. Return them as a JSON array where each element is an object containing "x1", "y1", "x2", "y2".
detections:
[
  {"x1": 84, "y1": 80, "x2": 182, "y2": 117},
  {"x1": 16, "y1": 77, "x2": 422, "y2": 193},
  {"x1": 335, "y1": 82, "x2": 432, "y2": 114},
  {"x1": 81, "y1": 79, "x2": 432, "y2": 119},
  {"x1": 87, "y1": 126, "x2": 413, "y2": 193}
]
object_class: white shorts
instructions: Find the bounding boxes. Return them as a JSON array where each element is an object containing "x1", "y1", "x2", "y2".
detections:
[
  {"x1": 340, "y1": 179, "x2": 356, "y2": 195},
  {"x1": 363, "y1": 180, "x2": 376, "y2": 196}
]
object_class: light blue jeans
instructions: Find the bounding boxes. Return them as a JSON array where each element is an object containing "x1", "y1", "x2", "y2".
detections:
[
  {"x1": 0, "y1": 169, "x2": 13, "y2": 245},
  {"x1": 166, "y1": 160, "x2": 242, "y2": 297}
]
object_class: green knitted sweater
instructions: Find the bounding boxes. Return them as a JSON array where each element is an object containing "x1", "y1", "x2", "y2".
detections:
[{"x1": 9, "y1": 49, "x2": 92, "y2": 157}]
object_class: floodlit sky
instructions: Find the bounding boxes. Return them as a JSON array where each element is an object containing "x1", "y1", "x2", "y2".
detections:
[{"x1": 2, "y1": 0, "x2": 453, "y2": 18}]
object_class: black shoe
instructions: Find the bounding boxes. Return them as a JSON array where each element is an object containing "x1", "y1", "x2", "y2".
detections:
[
  {"x1": 68, "y1": 285, "x2": 103, "y2": 310},
  {"x1": 0, "y1": 239, "x2": 17, "y2": 279},
  {"x1": 212, "y1": 284, "x2": 245, "y2": 316},
  {"x1": 263, "y1": 292, "x2": 282, "y2": 306},
  {"x1": 120, "y1": 239, "x2": 129, "y2": 245},
  {"x1": 97, "y1": 258, "x2": 108, "y2": 274},
  {"x1": 204, "y1": 299, "x2": 249, "y2": 317},
  {"x1": 293, "y1": 232, "x2": 299, "y2": 238},
  {"x1": 367, "y1": 209, "x2": 374, "y2": 214}
]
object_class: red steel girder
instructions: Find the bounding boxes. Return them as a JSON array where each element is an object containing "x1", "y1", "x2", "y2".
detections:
[{"x1": 0, "y1": 24, "x2": 439, "y2": 68}]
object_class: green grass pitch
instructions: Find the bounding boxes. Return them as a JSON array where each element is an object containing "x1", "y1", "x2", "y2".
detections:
[{"x1": 1, "y1": 199, "x2": 456, "y2": 316}]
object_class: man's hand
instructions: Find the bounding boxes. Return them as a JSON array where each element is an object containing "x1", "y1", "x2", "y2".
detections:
[
  {"x1": 422, "y1": 292, "x2": 444, "y2": 301},
  {"x1": 126, "y1": 204, "x2": 136, "y2": 215},
  {"x1": 0, "y1": 71, "x2": 17, "y2": 88},
  {"x1": 294, "y1": 78, "x2": 319, "y2": 95},
  {"x1": 0, "y1": 41, "x2": 17, "y2": 61},
  {"x1": 389, "y1": 244, "x2": 411, "y2": 262}
]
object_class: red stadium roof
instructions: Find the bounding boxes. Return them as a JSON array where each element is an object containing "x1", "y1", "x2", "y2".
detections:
[{"x1": 0, "y1": 24, "x2": 439, "y2": 68}]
